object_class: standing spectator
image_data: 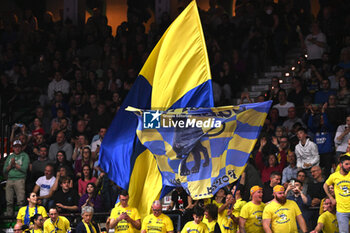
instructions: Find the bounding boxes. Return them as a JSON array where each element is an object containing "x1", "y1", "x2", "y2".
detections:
[
  {"x1": 78, "y1": 165, "x2": 98, "y2": 197},
  {"x1": 262, "y1": 171, "x2": 282, "y2": 203},
  {"x1": 272, "y1": 90, "x2": 295, "y2": 120},
  {"x1": 43, "y1": 207, "x2": 71, "y2": 233},
  {"x1": 88, "y1": 102, "x2": 112, "y2": 135},
  {"x1": 33, "y1": 164, "x2": 56, "y2": 209},
  {"x1": 78, "y1": 183, "x2": 102, "y2": 212},
  {"x1": 141, "y1": 200, "x2": 174, "y2": 233},
  {"x1": 181, "y1": 206, "x2": 208, "y2": 233},
  {"x1": 31, "y1": 118, "x2": 46, "y2": 138},
  {"x1": 16, "y1": 192, "x2": 48, "y2": 225},
  {"x1": 282, "y1": 151, "x2": 298, "y2": 187},
  {"x1": 47, "y1": 71, "x2": 70, "y2": 101},
  {"x1": 72, "y1": 134, "x2": 89, "y2": 161},
  {"x1": 75, "y1": 147, "x2": 94, "y2": 178},
  {"x1": 287, "y1": 77, "x2": 309, "y2": 109},
  {"x1": 314, "y1": 78, "x2": 336, "y2": 105},
  {"x1": 3, "y1": 140, "x2": 30, "y2": 216},
  {"x1": 91, "y1": 127, "x2": 107, "y2": 160},
  {"x1": 262, "y1": 185, "x2": 307, "y2": 233},
  {"x1": 203, "y1": 204, "x2": 220, "y2": 233},
  {"x1": 282, "y1": 107, "x2": 305, "y2": 134},
  {"x1": 334, "y1": 115, "x2": 350, "y2": 162},
  {"x1": 295, "y1": 128, "x2": 320, "y2": 174},
  {"x1": 239, "y1": 186, "x2": 265, "y2": 233},
  {"x1": 31, "y1": 145, "x2": 51, "y2": 183},
  {"x1": 325, "y1": 94, "x2": 345, "y2": 128},
  {"x1": 324, "y1": 155, "x2": 350, "y2": 233},
  {"x1": 48, "y1": 132, "x2": 73, "y2": 162},
  {"x1": 255, "y1": 137, "x2": 286, "y2": 183},
  {"x1": 285, "y1": 180, "x2": 311, "y2": 223},
  {"x1": 337, "y1": 76, "x2": 350, "y2": 114},
  {"x1": 310, "y1": 197, "x2": 339, "y2": 233}
]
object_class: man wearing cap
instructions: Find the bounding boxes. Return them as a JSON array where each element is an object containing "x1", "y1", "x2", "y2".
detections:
[
  {"x1": 239, "y1": 186, "x2": 265, "y2": 233},
  {"x1": 141, "y1": 200, "x2": 174, "y2": 233},
  {"x1": 262, "y1": 185, "x2": 307, "y2": 233},
  {"x1": 3, "y1": 140, "x2": 30, "y2": 216},
  {"x1": 324, "y1": 154, "x2": 350, "y2": 233}
]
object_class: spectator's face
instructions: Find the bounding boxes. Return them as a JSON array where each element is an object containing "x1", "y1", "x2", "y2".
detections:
[
  {"x1": 340, "y1": 160, "x2": 350, "y2": 173},
  {"x1": 280, "y1": 138, "x2": 289, "y2": 150},
  {"x1": 55, "y1": 93, "x2": 63, "y2": 102},
  {"x1": 34, "y1": 118, "x2": 41, "y2": 127},
  {"x1": 54, "y1": 72, "x2": 62, "y2": 81},
  {"x1": 278, "y1": 92, "x2": 286, "y2": 103},
  {"x1": 59, "y1": 167, "x2": 67, "y2": 176},
  {"x1": 252, "y1": 189, "x2": 263, "y2": 202},
  {"x1": 274, "y1": 191, "x2": 286, "y2": 204},
  {"x1": 19, "y1": 135, "x2": 27, "y2": 144},
  {"x1": 152, "y1": 204, "x2": 162, "y2": 217},
  {"x1": 297, "y1": 172, "x2": 306, "y2": 182},
  {"x1": 13, "y1": 145, "x2": 22, "y2": 154},
  {"x1": 34, "y1": 216, "x2": 44, "y2": 228},
  {"x1": 268, "y1": 154, "x2": 276, "y2": 167},
  {"x1": 329, "y1": 185, "x2": 335, "y2": 196},
  {"x1": 89, "y1": 95, "x2": 97, "y2": 104},
  {"x1": 275, "y1": 128, "x2": 283, "y2": 137},
  {"x1": 323, "y1": 199, "x2": 334, "y2": 212},
  {"x1": 216, "y1": 188, "x2": 225, "y2": 198},
  {"x1": 57, "y1": 109, "x2": 64, "y2": 118},
  {"x1": 45, "y1": 166, "x2": 53, "y2": 178},
  {"x1": 321, "y1": 80, "x2": 330, "y2": 90},
  {"x1": 56, "y1": 133, "x2": 65, "y2": 144},
  {"x1": 83, "y1": 166, "x2": 90, "y2": 176},
  {"x1": 49, "y1": 209, "x2": 59, "y2": 222},
  {"x1": 78, "y1": 136, "x2": 86, "y2": 145},
  {"x1": 119, "y1": 194, "x2": 129, "y2": 207},
  {"x1": 346, "y1": 116, "x2": 350, "y2": 126},
  {"x1": 28, "y1": 192, "x2": 37, "y2": 205},
  {"x1": 287, "y1": 108, "x2": 296, "y2": 119},
  {"x1": 99, "y1": 128, "x2": 107, "y2": 139},
  {"x1": 328, "y1": 95, "x2": 336, "y2": 105},
  {"x1": 292, "y1": 182, "x2": 302, "y2": 193},
  {"x1": 271, "y1": 78, "x2": 279, "y2": 88},
  {"x1": 60, "y1": 119, "x2": 68, "y2": 129},
  {"x1": 270, "y1": 175, "x2": 281, "y2": 186},
  {"x1": 82, "y1": 149, "x2": 90, "y2": 159},
  {"x1": 287, "y1": 152, "x2": 296, "y2": 164},
  {"x1": 86, "y1": 184, "x2": 94, "y2": 194},
  {"x1": 311, "y1": 167, "x2": 322, "y2": 179},
  {"x1": 39, "y1": 147, "x2": 47, "y2": 158},
  {"x1": 57, "y1": 152, "x2": 65, "y2": 162},
  {"x1": 340, "y1": 77, "x2": 347, "y2": 88},
  {"x1": 60, "y1": 180, "x2": 70, "y2": 192},
  {"x1": 82, "y1": 212, "x2": 93, "y2": 223},
  {"x1": 36, "y1": 134, "x2": 44, "y2": 144},
  {"x1": 77, "y1": 121, "x2": 86, "y2": 132},
  {"x1": 193, "y1": 214, "x2": 203, "y2": 224},
  {"x1": 297, "y1": 130, "x2": 307, "y2": 141}
]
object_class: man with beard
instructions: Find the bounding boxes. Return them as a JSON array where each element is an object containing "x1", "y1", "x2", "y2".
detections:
[
  {"x1": 239, "y1": 186, "x2": 265, "y2": 233},
  {"x1": 262, "y1": 185, "x2": 307, "y2": 233},
  {"x1": 324, "y1": 154, "x2": 350, "y2": 233}
]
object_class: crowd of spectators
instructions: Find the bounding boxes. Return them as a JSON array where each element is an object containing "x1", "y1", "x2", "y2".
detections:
[{"x1": 1, "y1": 0, "x2": 350, "y2": 232}]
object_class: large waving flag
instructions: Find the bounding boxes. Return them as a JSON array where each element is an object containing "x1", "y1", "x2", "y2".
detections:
[
  {"x1": 127, "y1": 102, "x2": 271, "y2": 199},
  {"x1": 99, "y1": 0, "x2": 213, "y2": 218}
]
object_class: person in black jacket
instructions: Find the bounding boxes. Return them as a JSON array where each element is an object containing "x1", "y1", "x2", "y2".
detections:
[{"x1": 76, "y1": 206, "x2": 100, "y2": 233}]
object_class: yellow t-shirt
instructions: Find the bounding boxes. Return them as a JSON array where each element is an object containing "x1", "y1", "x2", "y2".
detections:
[
  {"x1": 43, "y1": 216, "x2": 70, "y2": 233},
  {"x1": 181, "y1": 221, "x2": 208, "y2": 233},
  {"x1": 110, "y1": 204, "x2": 141, "y2": 233},
  {"x1": 318, "y1": 211, "x2": 339, "y2": 233},
  {"x1": 17, "y1": 205, "x2": 48, "y2": 224},
  {"x1": 325, "y1": 171, "x2": 350, "y2": 213},
  {"x1": 202, "y1": 219, "x2": 217, "y2": 233},
  {"x1": 239, "y1": 202, "x2": 265, "y2": 233},
  {"x1": 141, "y1": 213, "x2": 174, "y2": 233},
  {"x1": 232, "y1": 199, "x2": 247, "y2": 218},
  {"x1": 262, "y1": 200, "x2": 301, "y2": 233}
]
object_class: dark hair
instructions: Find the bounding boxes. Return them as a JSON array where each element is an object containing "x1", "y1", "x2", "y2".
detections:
[
  {"x1": 297, "y1": 170, "x2": 306, "y2": 176},
  {"x1": 86, "y1": 182, "x2": 97, "y2": 198},
  {"x1": 340, "y1": 155, "x2": 350, "y2": 163},
  {"x1": 120, "y1": 189, "x2": 129, "y2": 197},
  {"x1": 193, "y1": 205, "x2": 204, "y2": 217},
  {"x1": 204, "y1": 204, "x2": 218, "y2": 220},
  {"x1": 292, "y1": 179, "x2": 303, "y2": 186},
  {"x1": 297, "y1": 127, "x2": 307, "y2": 134},
  {"x1": 60, "y1": 176, "x2": 72, "y2": 184},
  {"x1": 56, "y1": 150, "x2": 67, "y2": 164},
  {"x1": 81, "y1": 164, "x2": 93, "y2": 180},
  {"x1": 270, "y1": 171, "x2": 281, "y2": 178},
  {"x1": 30, "y1": 214, "x2": 42, "y2": 223}
]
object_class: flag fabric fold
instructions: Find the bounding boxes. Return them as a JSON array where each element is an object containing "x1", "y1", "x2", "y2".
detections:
[
  {"x1": 127, "y1": 101, "x2": 272, "y2": 199},
  {"x1": 99, "y1": 0, "x2": 214, "y2": 218}
]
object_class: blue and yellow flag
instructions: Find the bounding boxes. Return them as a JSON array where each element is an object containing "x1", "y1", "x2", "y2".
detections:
[
  {"x1": 99, "y1": 0, "x2": 213, "y2": 218},
  {"x1": 127, "y1": 101, "x2": 271, "y2": 199}
]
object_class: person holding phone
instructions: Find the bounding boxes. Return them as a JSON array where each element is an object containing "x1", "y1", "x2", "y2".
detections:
[{"x1": 334, "y1": 115, "x2": 350, "y2": 162}]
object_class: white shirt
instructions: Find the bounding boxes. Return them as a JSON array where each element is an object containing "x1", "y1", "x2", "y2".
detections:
[
  {"x1": 305, "y1": 32, "x2": 327, "y2": 60},
  {"x1": 334, "y1": 124, "x2": 350, "y2": 152},
  {"x1": 273, "y1": 102, "x2": 295, "y2": 117},
  {"x1": 91, "y1": 139, "x2": 102, "y2": 153},
  {"x1": 295, "y1": 138, "x2": 320, "y2": 169},
  {"x1": 47, "y1": 79, "x2": 70, "y2": 100},
  {"x1": 36, "y1": 176, "x2": 56, "y2": 197}
]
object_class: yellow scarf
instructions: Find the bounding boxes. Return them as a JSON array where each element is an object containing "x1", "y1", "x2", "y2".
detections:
[{"x1": 83, "y1": 220, "x2": 97, "y2": 233}]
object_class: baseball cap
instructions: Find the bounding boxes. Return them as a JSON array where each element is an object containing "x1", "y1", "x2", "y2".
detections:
[
  {"x1": 13, "y1": 140, "x2": 22, "y2": 146},
  {"x1": 273, "y1": 185, "x2": 285, "y2": 193},
  {"x1": 250, "y1": 186, "x2": 262, "y2": 196}
]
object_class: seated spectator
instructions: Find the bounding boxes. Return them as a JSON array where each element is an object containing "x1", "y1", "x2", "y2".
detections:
[
  {"x1": 240, "y1": 162, "x2": 263, "y2": 201},
  {"x1": 48, "y1": 131, "x2": 73, "y2": 161},
  {"x1": 308, "y1": 104, "x2": 335, "y2": 177},
  {"x1": 287, "y1": 76, "x2": 309, "y2": 109},
  {"x1": 282, "y1": 107, "x2": 305, "y2": 134},
  {"x1": 31, "y1": 118, "x2": 46, "y2": 138},
  {"x1": 141, "y1": 200, "x2": 174, "y2": 233},
  {"x1": 16, "y1": 192, "x2": 48, "y2": 225},
  {"x1": 325, "y1": 94, "x2": 346, "y2": 127},
  {"x1": 337, "y1": 76, "x2": 350, "y2": 113},
  {"x1": 78, "y1": 183, "x2": 102, "y2": 212},
  {"x1": 272, "y1": 90, "x2": 295, "y2": 120},
  {"x1": 3, "y1": 140, "x2": 30, "y2": 216},
  {"x1": 51, "y1": 91, "x2": 70, "y2": 118},
  {"x1": 319, "y1": 184, "x2": 334, "y2": 215},
  {"x1": 255, "y1": 137, "x2": 286, "y2": 183},
  {"x1": 43, "y1": 207, "x2": 71, "y2": 233},
  {"x1": 50, "y1": 165, "x2": 74, "y2": 196},
  {"x1": 53, "y1": 150, "x2": 73, "y2": 173},
  {"x1": 31, "y1": 145, "x2": 52, "y2": 183},
  {"x1": 78, "y1": 165, "x2": 98, "y2": 197},
  {"x1": 285, "y1": 179, "x2": 311, "y2": 222},
  {"x1": 282, "y1": 151, "x2": 298, "y2": 187},
  {"x1": 52, "y1": 176, "x2": 79, "y2": 213},
  {"x1": 296, "y1": 170, "x2": 308, "y2": 195},
  {"x1": 274, "y1": 126, "x2": 287, "y2": 143},
  {"x1": 75, "y1": 146, "x2": 94, "y2": 177},
  {"x1": 314, "y1": 78, "x2": 336, "y2": 104},
  {"x1": 310, "y1": 197, "x2": 339, "y2": 233},
  {"x1": 31, "y1": 133, "x2": 48, "y2": 158},
  {"x1": 334, "y1": 115, "x2": 350, "y2": 161},
  {"x1": 76, "y1": 206, "x2": 100, "y2": 233},
  {"x1": 262, "y1": 171, "x2": 282, "y2": 203},
  {"x1": 72, "y1": 134, "x2": 90, "y2": 161},
  {"x1": 47, "y1": 71, "x2": 70, "y2": 101},
  {"x1": 91, "y1": 127, "x2": 107, "y2": 160},
  {"x1": 30, "y1": 214, "x2": 44, "y2": 233},
  {"x1": 33, "y1": 164, "x2": 56, "y2": 209},
  {"x1": 295, "y1": 128, "x2": 320, "y2": 174},
  {"x1": 181, "y1": 206, "x2": 208, "y2": 233}
]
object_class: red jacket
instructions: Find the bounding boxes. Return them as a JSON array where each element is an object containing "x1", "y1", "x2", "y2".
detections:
[{"x1": 255, "y1": 150, "x2": 286, "y2": 183}]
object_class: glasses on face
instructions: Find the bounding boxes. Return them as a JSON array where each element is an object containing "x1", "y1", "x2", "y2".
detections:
[{"x1": 152, "y1": 209, "x2": 162, "y2": 212}]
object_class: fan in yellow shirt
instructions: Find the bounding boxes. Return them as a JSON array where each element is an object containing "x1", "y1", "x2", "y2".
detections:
[
  {"x1": 107, "y1": 190, "x2": 141, "y2": 233},
  {"x1": 310, "y1": 197, "x2": 339, "y2": 233},
  {"x1": 181, "y1": 206, "x2": 209, "y2": 233},
  {"x1": 203, "y1": 204, "x2": 221, "y2": 233},
  {"x1": 43, "y1": 208, "x2": 71, "y2": 233},
  {"x1": 239, "y1": 186, "x2": 265, "y2": 233},
  {"x1": 17, "y1": 193, "x2": 48, "y2": 225},
  {"x1": 262, "y1": 185, "x2": 307, "y2": 233},
  {"x1": 30, "y1": 214, "x2": 44, "y2": 233},
  {"x1": 324, "y1": 154, "x2": 350, "y2": 233},
  {"x1": 141, "y1": 200, "x2": 174, "y2": 233}
]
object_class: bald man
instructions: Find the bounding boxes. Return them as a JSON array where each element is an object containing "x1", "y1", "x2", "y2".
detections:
[
  {"x1": 141, "y1": 201, "x2": 174, "y2": 233},
  {"x1": 14, "y1": 223, "x2": 23, "y2": 233}
]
